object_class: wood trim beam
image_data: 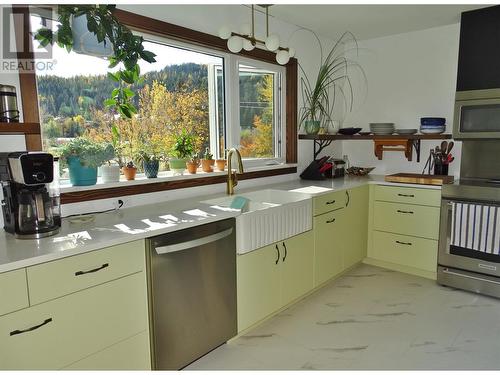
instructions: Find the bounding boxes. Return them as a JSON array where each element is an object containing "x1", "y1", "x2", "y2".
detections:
[
  {"x1": 12, "y1": 5, "x2": 42, "y2": 151},
  {"x1": 61, "y1": 167, "x2": 297, "y2": 204}
]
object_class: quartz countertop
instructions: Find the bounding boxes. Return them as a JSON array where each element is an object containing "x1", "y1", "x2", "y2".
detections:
[{"x1": 0, "y1": 174, "x2": 442, "y2": 273}]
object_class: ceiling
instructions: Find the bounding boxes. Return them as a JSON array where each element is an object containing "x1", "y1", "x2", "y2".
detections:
[{"x1": 269, "y1": 4, "x2": 487, "y2": 41}]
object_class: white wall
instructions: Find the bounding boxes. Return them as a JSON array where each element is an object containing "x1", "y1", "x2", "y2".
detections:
[{"x1": 343, "y1": 23, "x2": 462, "y2": 176}]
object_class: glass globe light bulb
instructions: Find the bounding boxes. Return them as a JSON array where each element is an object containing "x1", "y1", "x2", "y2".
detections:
[
  {"x1": 288, "y1": 47, "x2": 296, "y2": 58},
  {"x1": 265, "y1": 34, "x2": 280, "y2": 51},
  {"x1": 218, "y1": 26, "x2": 232, "y2": 40},
  {"x1": 276, "y1": 50, "x2": 290, "y2": 65},
  {"x1": 243, "y1": 39, "x2": 255, "y2": 51},
  {"x1": 227, "y1": 36, "x2": 243, "y2": 53}
]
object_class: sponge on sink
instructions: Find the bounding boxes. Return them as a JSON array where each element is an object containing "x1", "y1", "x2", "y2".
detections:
[{"x1": 230, "y1": 196, "x2": 250, "y2": 212}]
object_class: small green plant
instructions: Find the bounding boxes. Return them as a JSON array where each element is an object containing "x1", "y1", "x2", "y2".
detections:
[
  {"x1": 58, "y1": 138, "x2": 114, "y2": 168},
  {"x1": 171, "y1": 131, "x2": 196, "y2": 159},
  {"x1": 125, "y1": 160, "x2": 135, "y2": 169},
  {"x1": 188, "y1": 153, "x2": 200, "y2": 164},
  {"x1": 202, "y1": 147, "x2": 214, "y2": 160},
  {"x1": 134, "y1": 146, "x2": 165, "y2": 164}
]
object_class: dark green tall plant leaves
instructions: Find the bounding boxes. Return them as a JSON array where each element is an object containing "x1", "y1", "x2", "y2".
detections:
[{"x1": 34, "y1": 4, "x2": 156, "y2": 119}]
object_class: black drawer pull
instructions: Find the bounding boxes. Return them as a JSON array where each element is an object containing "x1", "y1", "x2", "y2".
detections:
[
  {"x1": 10, "y1": 318, "x2": 52, "y2": 336},
  {"x1": 282, "y1": 242, "x2": 287, "y2": 262},
  {"x1": 397, "y1": 210, "x2": 414, "y2": 214},
  {"x1": 398, "y1": 193, "x2": 415, "y2": 198},
  {"x1": 326, "y1": 218, "x2": 336, "y2": 224},
  {"x1": 75, "y1": 263, "x2": 109, "y2": 276},
  {"x1": 326, "y1": 200, "x2": 336, "y2": 205},
  {"x1": 395, "y1": 240, "x2": 412, "y2": 246},
  {"x1": 275, "y1": 245, "x2": 280, "y2": 265}
]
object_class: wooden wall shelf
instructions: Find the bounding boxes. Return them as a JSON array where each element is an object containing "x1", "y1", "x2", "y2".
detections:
[
  {"x1": 0, "y1": 122, "x2": 40, "y2": 135},
  {"x1": 298, "y1": 133, "x2": 453, "y2": 161}
]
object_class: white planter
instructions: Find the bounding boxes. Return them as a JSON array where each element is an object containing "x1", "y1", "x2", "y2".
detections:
[
  {"x1": 99, "y1": 165, "x2": 120, "y2": 183},
  {"x1": 71, "y1": 15, "x2": 113, "y2": 57}
]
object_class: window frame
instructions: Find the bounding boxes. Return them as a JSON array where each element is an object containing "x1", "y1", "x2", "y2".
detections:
[{"x1": 9, "y1": 6, "x2": 298, "y2": 204}]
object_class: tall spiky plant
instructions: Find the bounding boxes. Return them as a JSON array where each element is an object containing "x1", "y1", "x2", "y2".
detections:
[{"x1": 299, "y1": 31, "x2": 365, "y2": 129}]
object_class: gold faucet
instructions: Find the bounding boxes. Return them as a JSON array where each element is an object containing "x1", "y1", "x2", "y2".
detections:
[{"x1": 226, "y1": 148, "x2": 244, "y2": 195}]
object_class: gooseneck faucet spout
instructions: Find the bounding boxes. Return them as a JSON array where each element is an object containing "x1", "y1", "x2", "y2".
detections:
[{"x1": 226, "y1": 148, "x2": 244, "y2": 195}]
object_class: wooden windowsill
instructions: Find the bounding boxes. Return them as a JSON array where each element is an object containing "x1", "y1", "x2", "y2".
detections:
[{"x1": 60, "y1": 164, "x2": 297, "y2": 204}]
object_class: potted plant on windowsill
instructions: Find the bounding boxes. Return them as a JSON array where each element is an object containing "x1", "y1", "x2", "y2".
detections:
[
  {"x1": 169, "y1": 131, "x2": 196, "y2": 175},
  {"x1": 99, "y1": 124, "x2": 122, "y2": 183},
  {"x1": 201, "y1": 147, "x2": 215, "y2": 173},
  {"x1": 186, "y1": 154, "x2": 200, "y2": 174},
  {"x1": 59, "y1": 138, "x2": 114, "y2": 186},
  {"x1": 122, "y1": 160, "x2": 137, "y2": 181},
  {"x1": 135, "y1": 147, "x2": 164, "y2": 179}
]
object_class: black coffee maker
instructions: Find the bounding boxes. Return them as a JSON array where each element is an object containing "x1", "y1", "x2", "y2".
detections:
[{"x1": 1, "y1": 152, "x2": 61, "y2": 239}]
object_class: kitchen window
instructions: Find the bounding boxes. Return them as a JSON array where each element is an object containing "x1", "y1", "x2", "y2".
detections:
[{"x1": 30, "y1": 13, "x2": 285, "y2": 174}]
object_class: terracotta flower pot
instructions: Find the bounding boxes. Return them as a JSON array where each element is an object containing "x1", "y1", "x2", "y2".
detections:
[
  {"x1": 201, "y1": 159, "x2": 215, "y2": 173},
  {"x1": 186, "y1": 161, "x2": 199, "y2": 174},
  {"x1": 122, "y1": 166, "x2": 137, "y2": 181},
  {"x1": 215, "y1": 159, "x2": 226, "y2": 171}
]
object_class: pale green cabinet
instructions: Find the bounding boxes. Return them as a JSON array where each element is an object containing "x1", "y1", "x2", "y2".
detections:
[
  {"x1": 313, "y1": 186, "x2": 369, "y2": 287},
  {"x1": 237, "y1": 243, "x2": 282, "y2": 332},
  {"x1": 281, "y1": 230, "x2": 314, "y2": 306},
  {"x1": 237, "y1": 230, "x2": 314, "y2": 332},
  {"x1": 367, "y1": 185, "x2": 441, "y2": 279},
  {"x1": 0, "y1": 269, "x2": 29, "y2": 317},
  {"x1": 344, "y1": 185, "x2": 369, "y2": 269},
  {"x1": 314, "y1": 209, "x2": 345, "y2": 286},
  {"x1": 0, "y1": 240, "x2": 151, "y2": 370}
]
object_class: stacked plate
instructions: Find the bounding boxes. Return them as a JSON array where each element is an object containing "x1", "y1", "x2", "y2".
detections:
[
  {"x1": 420, "y1": 117, "x2": 445, "y2": 134},
  {"x1": 370, "y1": 123, "x2": 395, "y2": 135}
]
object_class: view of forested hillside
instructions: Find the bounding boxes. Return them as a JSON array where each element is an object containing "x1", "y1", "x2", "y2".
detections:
[
  {"x1": 37, "y1": 63, "x2": 209, "y2": 119},
  {"x1": 37, "y1": 62, "x2": 274, "y2": 161}
]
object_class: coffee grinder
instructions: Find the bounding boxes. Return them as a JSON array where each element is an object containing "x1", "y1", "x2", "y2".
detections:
[{"x1": 1, "y1": 152, "x2": 61, "y2": 239}]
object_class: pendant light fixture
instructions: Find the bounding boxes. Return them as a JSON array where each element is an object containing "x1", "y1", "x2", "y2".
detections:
[{"x1": 218, "y1": 5, "x2": 295, "y2": 65}]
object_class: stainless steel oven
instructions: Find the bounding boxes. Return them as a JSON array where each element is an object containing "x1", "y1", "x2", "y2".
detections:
[
  {"x1": 438, "y1": 181, "x2": 500, "y2": 298},
  {"x1": 454, "y1": 89, "x2": 500, "y2": 139}
]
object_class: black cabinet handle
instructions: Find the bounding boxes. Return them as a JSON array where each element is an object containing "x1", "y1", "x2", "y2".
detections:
[
  {"x1": 326, "y1": 218, "x2": 336, "y2": 224},
  {"x1": 345, "y1": 191, "x2": 350, "y2": 207},
  {"x1": 395, "y1": 240, "x2": 412, "y2": 246},
  {"x1": 10, "y1": 318, "x2": 52, "y2": 336},
  {"x1": 282, "y1": 242, "x2": 287, "y2": 262},
  {"x1": 397, "y1": 210, "x2": 414, "y2": 214},
  {"x1": 398, "y1": 193, "x2": 414, "y2": 198},
  {"x1": 75, "y1": 263, "x2": 109, "y2": 276},
  {"x1": 275, "y1": 245, "x2": 280, "y2": 265},
  {"x1": 326, "y1": 200, "x2": 336, "y2": 205}
]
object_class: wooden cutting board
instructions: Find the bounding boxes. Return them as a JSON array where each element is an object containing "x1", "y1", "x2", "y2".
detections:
[{"x1": 385, "y1": 173, "x2": 454, "y2": 186}]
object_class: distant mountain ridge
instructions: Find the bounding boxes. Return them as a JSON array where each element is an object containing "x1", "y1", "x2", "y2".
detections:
[{"x1": 37, "y1": 63, "x2": 209, "y2": 119}]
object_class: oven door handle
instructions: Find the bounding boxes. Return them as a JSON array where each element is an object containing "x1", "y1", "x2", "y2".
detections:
[{"x1": 442, "y1": 268, "x2": 500, "y2": 286}]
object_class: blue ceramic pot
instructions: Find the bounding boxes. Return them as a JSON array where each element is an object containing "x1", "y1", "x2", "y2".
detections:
[
  {"x1": 143, "y1": 160, "x2": 160, "y2": 178},
  {"x1": 67, "y1": 156, "x2": 98, "y2": 186},
  {"x1": 304, "y1": 120, "x2": 320, "y2": 135}
]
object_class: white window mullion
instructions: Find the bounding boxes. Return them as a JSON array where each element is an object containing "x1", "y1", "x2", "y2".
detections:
[{"x1": 225, "y1": 55, "x2": 240, "y2": 155}]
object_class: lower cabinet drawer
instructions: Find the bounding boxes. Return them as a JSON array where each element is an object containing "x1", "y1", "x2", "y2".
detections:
[
  {"x1": 372, "y1": 231, "x2": 438, "y2": 272},
  {"x1": 0, "y1": 269, "x2": 29, "y2": 317},
  {"x1": 27, "y1": 240, "x2": 145, "y2": 305},
  {"x1": 373, "y1": 201, "x2": 440, "y2": 240},
  {"x1": 0, "y1": 272, "x2": 148, "y2": 370},
  {"x1": 63, "y1": 331, "x2": 151, "y2": 370}
]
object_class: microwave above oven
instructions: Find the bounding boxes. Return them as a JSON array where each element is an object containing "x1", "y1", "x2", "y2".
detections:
[{"x1": 454, "y1": 88, "x2": 500, "y2": 139}]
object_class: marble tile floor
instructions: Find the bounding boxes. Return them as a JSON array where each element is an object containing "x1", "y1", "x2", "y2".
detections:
[{"x1": 185, "y1": 264, "x2": 500, "y2": 370}]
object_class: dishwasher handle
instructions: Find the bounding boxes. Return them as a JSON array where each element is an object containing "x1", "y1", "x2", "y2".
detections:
[{"x1": 154, "y1": 227, "x2": 234, "y2": 255}]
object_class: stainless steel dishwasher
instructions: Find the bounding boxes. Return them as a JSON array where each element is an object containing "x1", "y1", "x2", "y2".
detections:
[{"x1": 146, "y1": 218, "x2": 237, "y2": 370}]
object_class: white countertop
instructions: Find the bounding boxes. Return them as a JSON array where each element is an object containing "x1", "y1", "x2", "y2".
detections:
[{"x1": 0, "y1": 174, "x2": 441, "y2": 273}]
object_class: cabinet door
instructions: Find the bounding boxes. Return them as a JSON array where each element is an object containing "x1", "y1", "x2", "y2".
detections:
[
  {"x1": 280, "y1": 231, "x2": 314, "y2": 307},
  {"x1": 344, "y1": 186, "x2": 369, "y2": 268},
  {"x1": 237, "y1": 244, "x2": 281, "y2": 332},
  {"x1": 314, "y1": 209, "x2": 345, "y2": 287}
]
